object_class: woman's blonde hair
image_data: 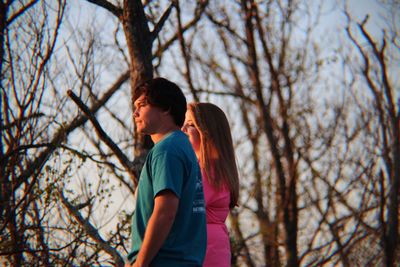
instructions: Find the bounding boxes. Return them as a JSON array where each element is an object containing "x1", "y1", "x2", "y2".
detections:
[{"x1": 187, "y1": 102, "x2": 239, "y2": 208}]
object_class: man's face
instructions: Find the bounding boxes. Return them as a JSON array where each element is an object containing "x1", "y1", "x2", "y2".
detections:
[{"x1": 133, "y1": 95, "x2": 163, "y2": 135}]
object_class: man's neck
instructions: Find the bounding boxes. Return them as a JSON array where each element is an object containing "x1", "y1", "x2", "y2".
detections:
[{"x1": 151, "y1": 125, "x2": 180, "y2": 144}]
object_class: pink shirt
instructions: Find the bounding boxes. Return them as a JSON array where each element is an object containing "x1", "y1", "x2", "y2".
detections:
[{"x1": 201, "y1": 169, "x2": 231, "y2": 267}]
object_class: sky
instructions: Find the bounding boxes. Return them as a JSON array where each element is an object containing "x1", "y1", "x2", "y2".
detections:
[{"x1": 49, "y1": 0, "x2": 399, "y2": 263}]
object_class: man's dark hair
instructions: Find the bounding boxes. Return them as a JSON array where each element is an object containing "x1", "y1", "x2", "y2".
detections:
[{"x1": 133, "y1": 77, "x2": 187, "y2": 126}]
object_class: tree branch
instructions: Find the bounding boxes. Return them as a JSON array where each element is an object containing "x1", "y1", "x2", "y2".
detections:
[
  {"x1": 16, "y1": 70, "x2": 130, "y2": 186},
  {"x1": 60, "y1": 144, "x2": 135, "y2": 196},
  {"x1": 150, "y1": 2, "x2": 175, "y2": 42},
  {"x1": 67, "y1": 90, "x2": 137, "y2": 186},
  {"x1": 0, "y1": 112, "x2": 44, "y2": 130},
  {"x1": 6, "y1": 0, "x2": 39, "y2": 25},
  {"x1": 84, "y1": 0, "x2": 122, "y2": 18},
  {"x1": 59, "y1": 191, "x2": 125, "y2": 267},
  {"x1": 154, "y1": 0, "x2": 209, "y2": 59}
]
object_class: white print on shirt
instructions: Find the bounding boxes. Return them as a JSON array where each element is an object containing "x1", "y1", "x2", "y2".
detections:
[{"x1": 193, "y1": 171, "x2": 205, "y2": 213}]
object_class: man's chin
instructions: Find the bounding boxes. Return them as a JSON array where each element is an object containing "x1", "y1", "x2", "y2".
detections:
[
  {"x1": 137, "y1": 128, "x2": 149, "y2": 135},
  {"x1": 135, "y1": 126, "x2": 144, "y2": 133}
]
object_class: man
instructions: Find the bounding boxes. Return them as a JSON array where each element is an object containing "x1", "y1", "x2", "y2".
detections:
[{"x1": 126, "y1": 77, "x2": 207, "y2": 267}]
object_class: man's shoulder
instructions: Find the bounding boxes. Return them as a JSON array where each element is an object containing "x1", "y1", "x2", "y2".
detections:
[
  {"x1": 154, "y1": 131, "x2": 190, "y2": 152},
  {"x1": 151, "y1": 131, "x2": 197, "y2": 164}
]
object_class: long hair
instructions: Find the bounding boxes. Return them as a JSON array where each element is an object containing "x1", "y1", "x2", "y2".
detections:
[{"x1": 187, "y1": 102, "x2": 239, "y2": 208}]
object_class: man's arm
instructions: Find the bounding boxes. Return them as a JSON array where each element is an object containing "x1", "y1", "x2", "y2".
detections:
[{"x1": 133, "y1": 190, "x2": 179, "y2": 267}]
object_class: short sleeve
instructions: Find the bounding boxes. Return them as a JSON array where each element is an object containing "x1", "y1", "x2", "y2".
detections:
[{"x1": 151, "y1": 152, "x2": 185, "y2": 199}]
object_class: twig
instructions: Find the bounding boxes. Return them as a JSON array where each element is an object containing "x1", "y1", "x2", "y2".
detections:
[{"x1": 67, "y1": 90, "x2": 137, "y2": 186}]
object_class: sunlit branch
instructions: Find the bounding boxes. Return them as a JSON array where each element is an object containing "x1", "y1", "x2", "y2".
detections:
[
  {"x1": 85, "y1": 0, "x2": 122, "y2": 18},
  {"x1": 60, "y1": 144, "x2": 135, "y2": 195},
  {"x1": 153, "y1": 0, "x2": 209, "y2": 59},
  {"x1": 67, "y1": 90, "x2": 137, "y2": 187},
  {"x1": 150, "y1": 2, "x2": 175, "y2": 43},
  {"x1": 59, "y1": 191, "x2": 125, "y2": 267},
  {"x1": 6, "y1": 0, "x2": 39, "y2": 25}
]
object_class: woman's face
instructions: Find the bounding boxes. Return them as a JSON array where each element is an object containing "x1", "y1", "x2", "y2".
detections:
[{"x1": 182, "y1": 110, "x2": 201, "y2": 156}]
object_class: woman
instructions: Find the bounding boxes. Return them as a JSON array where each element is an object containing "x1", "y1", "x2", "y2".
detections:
[{"x1": 182, "y1": 102, "x2": 239, "y2": 267}]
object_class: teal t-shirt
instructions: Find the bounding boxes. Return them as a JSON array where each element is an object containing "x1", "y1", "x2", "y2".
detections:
[{"x1": 127, "y1": 131, "x2": 207, "y2": 266}]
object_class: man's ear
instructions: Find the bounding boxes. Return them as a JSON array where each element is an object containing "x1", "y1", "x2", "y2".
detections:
[{"x1": 162, "y1": 108, "x2": 171, "y2": 115}]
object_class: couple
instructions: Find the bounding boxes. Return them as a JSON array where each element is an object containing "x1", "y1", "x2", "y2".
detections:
[{"x1": 125, "y1": 77, "x2": 239, "y2": 267}]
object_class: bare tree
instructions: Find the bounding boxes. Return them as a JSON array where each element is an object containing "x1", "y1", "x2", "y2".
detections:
[
  {"x1": 172, "y1": 1, "x2": 318, "y2": 266},
  {"x1": 1, "y1": 1, "x2": 66, "y2": 265},
  {"x1": 344, "y1": 1, "x2": 400, "y2": 265},
  {"x1": 2, "y1": 0, "x2": 397, "y2": 266},
  {"x1": 1, "y1": 0, "x2": 209, "y2": 266},
  {"x1": 166, "y1": 0, "x2": 398, "y2": 266},
  {"x1": 172, "y1": 0, "x2": 328, "y2": 265}
]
